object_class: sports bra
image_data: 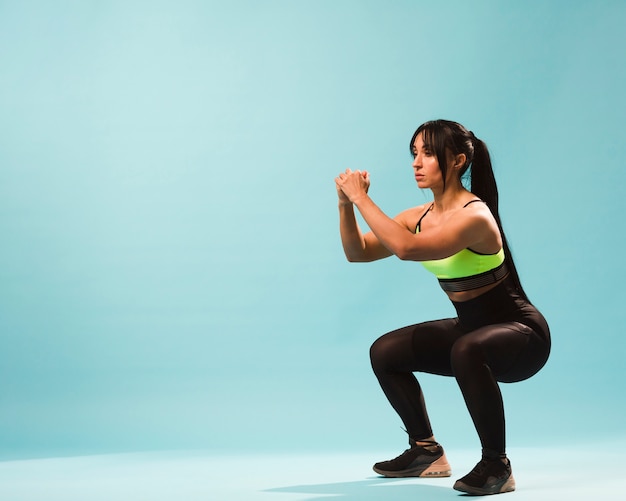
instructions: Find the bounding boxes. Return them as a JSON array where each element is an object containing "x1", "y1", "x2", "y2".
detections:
[{"x1": 416, "y1": 200, "x2": 508, "y2": 292}]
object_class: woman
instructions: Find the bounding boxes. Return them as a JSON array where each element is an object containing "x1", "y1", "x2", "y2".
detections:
[{"x1": 334, "y1": 119, "x2": 550, "y2": 496}]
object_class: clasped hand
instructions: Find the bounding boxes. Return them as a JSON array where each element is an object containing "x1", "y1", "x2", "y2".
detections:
[{"x1": 335, "y1": 168, "x2": 370, "y2": 204}]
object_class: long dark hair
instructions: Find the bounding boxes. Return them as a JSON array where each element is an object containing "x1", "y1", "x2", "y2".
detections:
[{"x1": 410, "y1": 119, "x2": 529, "y2": 302}]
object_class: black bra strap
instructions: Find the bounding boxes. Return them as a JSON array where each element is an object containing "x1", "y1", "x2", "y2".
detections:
[
  {"x1": 463, "y1": 199, "x2": 484, "y2": 208},
  {"x1": 417, "y1": 199, "x2": 484, "y2": 232},
  {"x1": 415, "y1": 203, "x2": 434, "y2": 232}
]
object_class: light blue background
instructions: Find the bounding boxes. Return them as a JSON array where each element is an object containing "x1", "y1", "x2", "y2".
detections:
[{"x1": 1, "y1": 0, "x2": 624, "y2": 458}]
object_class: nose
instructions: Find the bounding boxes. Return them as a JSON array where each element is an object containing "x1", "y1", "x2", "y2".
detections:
[{"x1": 412, "y1": 154, "x2": 421, "y2": 169}]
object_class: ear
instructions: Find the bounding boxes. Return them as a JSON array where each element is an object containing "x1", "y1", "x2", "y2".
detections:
[{"x1": 453, "y1": 153, "x2": 467, "y2": 171}]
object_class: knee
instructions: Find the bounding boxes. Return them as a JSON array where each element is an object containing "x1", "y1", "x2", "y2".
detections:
[
  {"x1": 369, "y1": 334, "x2": 396, "y2": 374},
  {"x1": 369, "y1": 336, "x2": 386, "y2": 373}
]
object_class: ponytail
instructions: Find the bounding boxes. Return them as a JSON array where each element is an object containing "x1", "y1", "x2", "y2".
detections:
[
  {"x1": 470, "y1": 138, "x2": 529, "y2": 302},
  {"x1": 468, "y1": 138, "x2": 497, "y2": 215}
]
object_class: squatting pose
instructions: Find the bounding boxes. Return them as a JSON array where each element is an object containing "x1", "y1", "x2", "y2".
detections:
[{"x1": 335, "y1": 119, "x2": 550, "y2": 495}]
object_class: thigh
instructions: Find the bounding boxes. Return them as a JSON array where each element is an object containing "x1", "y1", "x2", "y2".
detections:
[
  {"x1": 370, "y1": 318, "x2": 465, "y2": 376},
  {"x1": 453, "y1": 321, "x2": 550, "y2": 383}
]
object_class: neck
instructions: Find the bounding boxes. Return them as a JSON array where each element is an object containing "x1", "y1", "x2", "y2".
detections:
[{"x1": 430, "y1": 181, "x2": 471, "y2": 212}]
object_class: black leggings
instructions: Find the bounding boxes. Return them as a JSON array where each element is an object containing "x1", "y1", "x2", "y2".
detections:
[{"x1": 369, "y1": 280, "x2": 550, "y2": 456}]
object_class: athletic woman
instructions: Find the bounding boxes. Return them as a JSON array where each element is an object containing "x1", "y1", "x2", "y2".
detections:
[{"x1": 334, "y1": 119, "x2": 550, "y2": 495}]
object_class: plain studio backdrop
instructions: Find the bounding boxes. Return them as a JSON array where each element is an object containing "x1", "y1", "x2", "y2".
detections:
[{"x1": 1, "y1": 0, "x2": 625, "y2": 460}]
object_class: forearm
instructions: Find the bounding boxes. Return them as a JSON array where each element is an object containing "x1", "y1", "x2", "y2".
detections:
[
  {"x1": 352, "y1": 195, "x2": 418, "y2": 260},
  {"x1": 338, "y1": 202, "x2": 369, "y2": 261}
]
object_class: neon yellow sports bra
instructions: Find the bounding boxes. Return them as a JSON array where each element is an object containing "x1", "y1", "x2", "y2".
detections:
[{"x1": 416, "y1": 200, "x2": 508, "y2": 292}]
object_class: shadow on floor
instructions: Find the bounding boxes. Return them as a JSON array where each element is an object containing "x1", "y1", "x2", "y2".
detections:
[{"x1": 266, "y1": 476, "x2": 464, "y2": 500}]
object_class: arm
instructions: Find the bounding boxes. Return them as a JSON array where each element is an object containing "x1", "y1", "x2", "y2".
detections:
[
  {"x1": 338, "y1": 201, "x2": 393, "y2": 262},
  {"x1": 336, "y1": 171, "x2": 392, "y2": 262},
  {"x1": 336, "y1": 169, "x2": 495, "y2": 261},
  {"x1": 352, "y1": 194, "x2": 495, "y2": 261}
]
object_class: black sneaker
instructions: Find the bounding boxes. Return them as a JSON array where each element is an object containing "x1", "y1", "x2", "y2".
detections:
[
  {"x1": 453, "y1": 457, "x2": 515, "y2": 495},
  {"x1": 373, "y1": 441, "x2": 451, "y2": 478}
]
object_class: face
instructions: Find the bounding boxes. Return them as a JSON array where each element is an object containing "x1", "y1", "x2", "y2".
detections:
[{"x1": 411, "y1": 133, "x2": 444, "y2": 189}]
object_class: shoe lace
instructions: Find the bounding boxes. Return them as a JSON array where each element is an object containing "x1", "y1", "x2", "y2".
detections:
[
  {"x1": 471, "y1": 459, "x2": 490, "y2": 477},
  {"x1": 471, "y1": 457, "x2": 509, "y2": 479},
  {"x1": 392, "y1": 446, "x2": 416, "y2": 461},
  {"x1": 395, "y1": 440, "x2": 440, "y2": 460}
]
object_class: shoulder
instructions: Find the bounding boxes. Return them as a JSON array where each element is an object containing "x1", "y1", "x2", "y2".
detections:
[
  {"x1": 393, "y1": 203, "x2": 432, "y2": 231},
  {"x1": 457, "y1": 199, "x2": 497, "y2": 227},
  {"x1": 395, "y1": 203, "x2": 432, "y2": 220},
  {"x1": 454, "y1": 199, "x2": 502, "y2": 250}
]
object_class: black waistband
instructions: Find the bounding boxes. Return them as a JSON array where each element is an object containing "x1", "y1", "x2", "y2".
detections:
[
  {"x1": 450, "y1": 278, "x2": 549, "y2": 336},
  {"x1": 438, "y1": 262, "x2": 509, "y2": 292}
]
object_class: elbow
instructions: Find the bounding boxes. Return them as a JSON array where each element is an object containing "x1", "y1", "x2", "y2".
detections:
[
  {"x1": 396, "y1": 251, "x2": 411, "y2": 261},
  {"x1": 344, "y1": 248, "x2": 376, "y2": 262},
  {"x1": 343, "y1": 245, "x2": 370, "y2": 262},
  {"x1": 345, "y1": 254, "x2": 368, "y2": 263},
  {"x1": 343, "y1": 249, "x2": 359, "y2": 262},
  {"x1": 395, "y1": 244, "x2": 419, "y2": 261},
  {"x1": 393, "y1": 243, "x2": 410, "y2": 261}
]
